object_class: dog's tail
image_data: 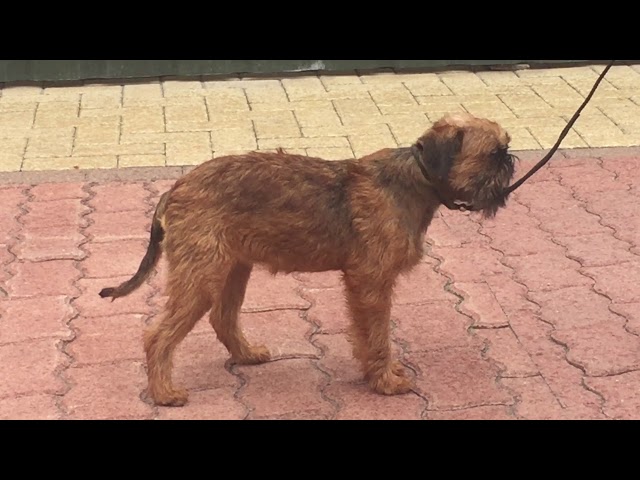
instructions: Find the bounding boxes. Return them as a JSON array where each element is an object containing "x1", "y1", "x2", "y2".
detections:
[{"x1": 98, "y1": 191, "x2": 170, "y2": 301}]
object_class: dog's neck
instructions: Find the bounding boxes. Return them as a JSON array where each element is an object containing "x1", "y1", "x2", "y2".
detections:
[{"x1": 365, "y1": 147, "x2": 442, "y2": 235}]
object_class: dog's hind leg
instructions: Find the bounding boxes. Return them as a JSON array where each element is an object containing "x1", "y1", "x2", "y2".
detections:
[
  {"x1": 209, "y1": 261, "x2": 271, "y2": 365},
  {"x1": 144, "y1": 263, "x2": 223, "y2": 407}
]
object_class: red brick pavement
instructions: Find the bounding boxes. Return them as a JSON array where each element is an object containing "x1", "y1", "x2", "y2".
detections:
[{"x1": 1, "y1": 149, "x2": 639, "y2": 420}]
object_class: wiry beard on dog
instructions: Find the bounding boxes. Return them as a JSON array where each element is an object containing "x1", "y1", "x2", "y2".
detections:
[{"x1": 465, "y1": 150, "x2": 518, "y2": 219}]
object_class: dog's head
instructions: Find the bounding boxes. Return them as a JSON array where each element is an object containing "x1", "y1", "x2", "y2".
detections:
[{"x1": 411, "y1": 113, "x2": 516, "y2": 218}]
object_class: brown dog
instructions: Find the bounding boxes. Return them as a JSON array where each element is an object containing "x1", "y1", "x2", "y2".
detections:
[{"x1": 99, "y1": 113, "x2": 516, "y2": 407}]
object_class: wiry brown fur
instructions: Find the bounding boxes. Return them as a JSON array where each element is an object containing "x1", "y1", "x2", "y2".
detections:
[{"x1": 100, "y1": 113, "x2": 516, "y2": 406}]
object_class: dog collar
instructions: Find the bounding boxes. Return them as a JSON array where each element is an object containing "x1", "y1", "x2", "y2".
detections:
[{"x1": 411, "y1": 151, "x2": 476, "y2": 212}]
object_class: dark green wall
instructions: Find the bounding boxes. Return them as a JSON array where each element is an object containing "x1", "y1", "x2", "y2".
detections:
[{"x1": 0, "y1": 60, "x2": 611, "y2": 83}]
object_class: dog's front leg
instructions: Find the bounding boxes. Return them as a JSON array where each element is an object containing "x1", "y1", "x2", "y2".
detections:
[{"x1": 343, "y1": 273, "x2": 413, "y2": 395}]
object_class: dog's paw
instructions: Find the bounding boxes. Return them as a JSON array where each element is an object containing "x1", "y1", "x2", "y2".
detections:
[
  {"x1": 148, "y1": 388, "x2": 189, "y2": 407},
  {"x1": 369, "y1": 368, "x2": 414, "y2": 396},
  {"x1": 233, "y1": 345, "x2": 271, "y2": 365},
  {"x1": 391, "y1": 361, "x2": 411, "y2": 379}
]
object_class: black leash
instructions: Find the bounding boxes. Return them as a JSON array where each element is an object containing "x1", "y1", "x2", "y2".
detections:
[
  {"x1": 501, "y1": 60, "x2": 616, "y2": 196},
  {"x1": 416, "y1": 60, "x2": 616, "y2": 211}
]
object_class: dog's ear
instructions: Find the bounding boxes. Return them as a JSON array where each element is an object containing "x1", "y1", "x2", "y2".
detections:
[{"x1": 412, "y1": 127, "x2": 464, "y2": 181}]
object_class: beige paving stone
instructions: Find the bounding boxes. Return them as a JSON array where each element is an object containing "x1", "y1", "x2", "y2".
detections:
[
  {"x1": 34, "y1": 102, "x2": 81, "y2": 128},
  {"x1": 515, "y1": 66, "x2": 592, "y2": 78},
  {"x1": 595, "y1": 102, "x2": 640, "y2": 126},
  {"x1": 164, "y1": 100, "x2": 208, "y2": 125},
  {"x1": 122, "y1": 106, "x2": 165, "y2": 134},
  {"x1": 543, "y1": 104, "x2": 602, "y2": 117},
  {"x1": 1, "y1": 64, "x2": 639, "y2": 173},
  {"x1": 500, "y1": 116, "x2": 569, "y2": 130},
  {"x1": 258, "y1": 136, "x2": 350, "y2": 150},
  {"x1": 333, "y1": 97, "x2": 380, "y2": 115},
  {"x1": 81, "y1": 92, "x2": 122, "y2": 110},
  {"x1": 0, "y1": 154, "x2": 22, "y2": 172},
  {"x1": 302, "y1": 124, "x2": 392, "y2": 138},
  {"x1": 439, "y1": 73, "x2": 491, "y2": 95},
  {"x1": 0, "y1": 126, "x2": 32, "y2": 138},
  {"x1": 306, "y1": 147, "x2": 354, "y2": 160},
  {"x1": 207, "y1": 79, "x2": 280, "y2": 89},
  {"x1": 333, "y1": 98, "x2": 385, "y2": 125},
  {"x1": 563, "y1": 78, "x2": 621, "y2": 98},
  {"x1": 393, "y1": 73, "x2": 441, "y2": 82},
  {"x1": 79, "y1": 107, "x2": 124, "y2": 118},
  {"x1": 0, "y1": 86, "x2": 43, "y2": 100},
  {"x1": 166, "y1": 141, "x2": 212, "y2": 166},
  {"x1": 358, "y1": 72, "x2": 398, "y2": 84},
  {"x1": 122, "y1": 83, "x2": 163, "y2": 107},
  {"x1": 348, "y1": 131, "x2": 397, "y2": 157},
  {"x1": 324, "y1": 84, "x2": 373, "y2": 100},
  {"x1": 570, "y1": 113, "x2": 625, "y2": 137},
  {"x1": 1, "y1": 110, "x2": 36, "y2": 130},
  {"x1": 498, "y1": 94, "x2": 554, "y2": 117},
  {"x1": 484, "y1": 85, "x2": 536, "y2": 95},
  {"x1": 38, "y1": 91, "x2": 81, "y2": 104},
  {"x1": 210, "y1": 127, "x2": 257, "y2": 151},
  {"x1": 0, "y1": 137, "x2": 28, "y2": 155},
  {"x1": 528, "y1": 126, "x2": 589, "y2": 149},
  {"x1": 0, "y1": 101, "x2": 38, "y2": 113},
  {"x1": 213, "y1": 149, "x2": 258, "y2": 158},
  {"x1": 82, "y1": 84, "x2": 123, "y2": 95},
  {"x1": 165, "y1": 121, "x2": 213, "y2": 132},
  {"x1": 206, "y1": 111, "x2": 254, "y2": 129},
  {"x1": 581, "y1": 133, "x2": 640, "y2": 148},
  {"x1": 120, "y1": 131, "x2": 209, "y2": 147},
  {"x1": 119, "y1": 132, "x2": 169, "y2": 144},
  {"x1": 517, "y1": 77, "x2": 571, "y2": 89},
  {"x1": 75, "y1": 117, "x2": 120, "y2": 145},
  {"x1": 476, "y1": 71, "x2": 523, "y2": 86},
  {"x1": 204, "y1": 90, "x2": 250, "y2": 112},
  {"x1": 414, "y1": 95, "x2": 471, "y2": 107},
  {"x1": 22, "y1": 155, "x2": 117, "y2": 171},
  {"x1": 250, "y1": 112, "x2": 301, "y2": 136},
  {"x1": 248, "y1": 110, "x2": 298, "y2": 123},
  {"x1": 167, "y1": 131, "x2": 211, "y2": 145},
  {"x1": 257, "y1": 148, "x2": 306, "y2": 156},
  {"x1": 244, "y1": 84, "x2": 289, "y2": 104},
  {"x1": 461, "y1": 101, "x2": 517, "y2": 120},
  {"x1": 530, "y1": 84, "x2": 584, "y2": 108},
  {"x1": 281, "y1": 77, "x2": 326, "y2": 102},
  {"x1": 248, "y1": 102, "x2": 296, "y2": 113},
  {"x1": 507, "y1": 128, "x2": 542, "y2": 151},
  {"x1": 402, "y1": 78, "x2": 453, "y2": 97},
  {"x1": 162, "y1": 80, "x2": 204, "y2": 97},
  {"x1": 555, "y1": 66, "x2": 609, "y2": 80},
  {"x1": 591, "y1": 65, "x2": 640, "y2": 89},
  {"x1": 254, "y1": 120, "x2": 300, "y2": 139},
  {"x1": 424, "y1": 106, "x2": 469, "y2": 121},
  {"x1": 613, "y1": 118, "x2": 640, "y2": 135},
  {"x1": 319, "y1": 74, "x2": 362, "y2": 87},
  {"x1": 388, "y1": 124, "x2": 428, "y2": 145},
  {"x1": 369, "y1": 85, "x2": 417, "y2": 106},
  {"x1": 73, "y1": 143, "x2": 165, "y2": 156},
  {"x1": 289, "y1": 100, "x2": 336, "y2": 111},
  {"x1": 382, "y1": 112, "x2": 430, "y2": 126},
  {"x1": 293, "y1": 106, "x2": 341, "y2": 128},
  {"x1": 375, "y1": 104, "x2": 426, "y2": 115},
  {"x1": 25, "y1": 128, "x2": 75, "y2": 158},
  {"x1": 119, "y1": 154, "x2": 166, "y2": 168}
]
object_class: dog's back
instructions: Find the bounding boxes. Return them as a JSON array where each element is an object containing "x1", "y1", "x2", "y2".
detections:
[{"x1": 164, "y1": 151, "x2": 357, "y2": 273}]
